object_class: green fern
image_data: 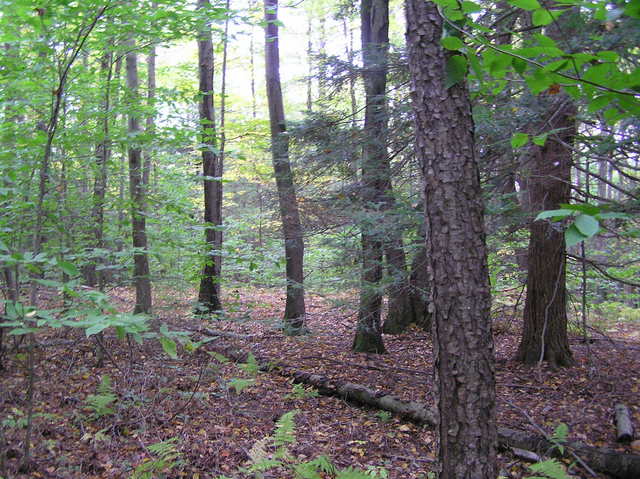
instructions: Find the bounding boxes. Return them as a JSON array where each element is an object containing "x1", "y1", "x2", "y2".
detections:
[
  {"x1": 227, "y1": 378, "x2": 255, "y2": 394},
  {"x1": 526, "y1": 458, "x2": 572, "y2": 479},
  {"x1": 85, "y1": 375, "x2": 117, "y2": 418},
  {"x1": 239, "y1": 352, "x2": 260, "y2": 376},
  {"x1": 131, "y1": 437, "x2": 182, "y2": 479},
  {"x1": 273, "y1": 409, "x2": 298, "y2": 447}
]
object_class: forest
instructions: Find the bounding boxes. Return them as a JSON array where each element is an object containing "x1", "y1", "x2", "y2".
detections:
[{"x1": 0, "y1": 0, "x2": 639, "y2": 477}]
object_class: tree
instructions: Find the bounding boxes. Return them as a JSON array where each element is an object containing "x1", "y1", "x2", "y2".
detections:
[
  {"x1": 125, "y1": 38, "x2": 153, "y2": 315},
  {"x1": 405, "y1": 0, "x2": 497, "y2": 477},
  {"x1": 515, "y1": 96, "x2": 576, "y2": 367},
  {"x1": 264, "y1": 0, "x2": 306, "y2": 334},
  {"x1": 515, "y1": 7, "x2": 580, "y2": 367},
  {"x1": 352, "y1": 0, "x2": 391, "y2": 353},
  {"x1": 196, "y1": 0, "x2": 223, "y2": 314}
]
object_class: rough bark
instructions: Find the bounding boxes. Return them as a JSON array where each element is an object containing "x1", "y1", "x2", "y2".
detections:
[
  {"x1": 125, "y1": 39, "x2": 152, "y2": 315},
  {"x1": 405, "y1": 1, "x2": 497, "y2": 478},
  {"x1": 516, "y1": 96, "x2": 575, "y2": 367},
  {"x1": 264, "y1": 0, "x2": 306, "y2": 334},
  {"x1": 196, "y1": 0, "x2": 223, "y2": 314}
]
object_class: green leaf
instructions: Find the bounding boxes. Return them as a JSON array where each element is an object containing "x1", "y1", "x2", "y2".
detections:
[
  {"x1": 510, "y1": 132, "x2": 529, "y2": 148},
  {"x1": 525, "y1": 69, "x2": 554, "y2": 95},
  {"x1": 528, "y1": 459, "x2": 570, "y2": 479},
  {"x1": 85, "y1": 323, "x2": 108, "y2": 337},
  {"x1": 461, "y1": 1, "x2": 482, "y2": 13},
  {"x1": 535, "y1": 209, "x2": 574, "y2": 220},
  {"x1": 532, "y1": 8, "x2": 555, "y2": 26},
  {"x1": 508, "y1": 0, "x2": 540, "y2": 10},
  {"x1": 532, "y1": 133, "x2": 548, "y2": 146},
  {"x1": 445, "y1": 55, "x2": 467, "y2": 88},
  {"x1": 573, "y1": 214, "x2": 600, "y2": 237},
  {"x1": 57, "y1": 260, "x2": 79, "y2": 277},
  {"x1": 160, "y1": 336, "x2": 178, "y2": 359},
  {"x1": 565, "y1": 224, "x2": 588, "y2": 247},
  {"x1": 441, "y1": 36, "x2": 465, "y2": 51}
]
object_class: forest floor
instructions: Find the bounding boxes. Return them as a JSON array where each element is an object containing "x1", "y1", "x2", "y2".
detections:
[{"x1": 1, "y1": 286, "x2": 639, "y2": 478}]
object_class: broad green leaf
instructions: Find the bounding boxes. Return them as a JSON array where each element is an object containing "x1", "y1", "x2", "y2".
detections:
[
  {"x1": 535, "y1": 209, "x2": 574, "y2": 220},
  {"x1": 565, "y1": 224, "x2": 588, "y2": 247},
  {"x1": 510, "y1": 132, "x2": 529, "y2": 148},
  {"x1": 558, "y1": 203, "x2": 601, "y2": 215},
  {"x1": 85, "y1": 323, "x2": 108, "y2": 337},
  {"x1": 445, "y1": 55, "x2": 467, "y2": 89},
  {"x1": 574, "y1": 214, "x2": 600, "y2": 237},
  {"x1": 625, "y1": 1, "x2": 640, "y2": 18},
  {"x1": 508, "y1": 0, "x2": 540, "y2": 10},
  {"x1": 461, "y1": 1, "x2": 482, "y2": 13},
  {"x1": 525, "y1": 69, "x2": 555, "y2": 95},
  {"x1": 441, "y1": 36, "x2": 464, "y2": 51},
  {"x1": 532, "y1": 133, "x2": 548, "y2": 146},
  {"x1": 160, "y1": 336, "x2": 178, "y2": 359},
  {"x1": 57, "y1": 260, "x2": 79, "y2": 277},
  {"x1": 532, "y1": 8, "x2": 555, "y2": 26}
]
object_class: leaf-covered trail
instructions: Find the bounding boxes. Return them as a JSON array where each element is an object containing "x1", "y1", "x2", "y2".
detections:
[{"x1": 1, "y1": 287, "x2": 638, "y2": 478}]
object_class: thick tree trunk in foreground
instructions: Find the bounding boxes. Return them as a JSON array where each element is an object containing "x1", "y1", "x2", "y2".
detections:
[
  {"x1": 516, "y1": 96, "x2": 575, "y2": 367},
  {"x1": 196, "y1": 0, "x2": 223, "y2": 314},
  {"x1": 125, "y1": 41, "x2": 152, "y2": 314},
  {"x1": 405, "y1": 1, "x2": 497, "y2": 478},
  {"x1": 264, "y1": 0, "x2": 306, "y2": 334}
]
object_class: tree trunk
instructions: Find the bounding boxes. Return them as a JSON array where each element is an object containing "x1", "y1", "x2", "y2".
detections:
[
  {"x1": 196, "y1": 0, "x2": 223, "y2": 314},
  {"x1": 516, "y1": 95, "x2": 575, "y2": 367},
  {"x1": 352, "y1": 0, "x2": 391, "y2": 353},
  {"x1": 87, "y1": 50, "x2": 114, "y2": 289},
  {"x1": 264, "y1": 0, "x2": 306, "y2": 334},
  {"x1": 405, "y1": 1, "x2": 497, "y2": 478},
  {"x1": 125, "y1": 39, "x2": 152, "y2": 315}
]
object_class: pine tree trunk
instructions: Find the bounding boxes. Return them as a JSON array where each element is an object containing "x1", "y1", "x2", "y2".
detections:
[
  {"x1": 264, "y1": 0, "x2": 306, "y2": 334},
  {"x1": 516, "y1": 96, "x2": 575, "y2": 367},
  {"x1": 405, "y1": 1, "x2": 497, "y2": 477},
  {"x1": 352, "y1": 0, "x2": 394, "y2": 353},
  {"x1": 196, "y1": 0, "x2": 223, "y2": 314},
  {"x1": 125, "y1": 39, "x2": 152, "y2": 315}
]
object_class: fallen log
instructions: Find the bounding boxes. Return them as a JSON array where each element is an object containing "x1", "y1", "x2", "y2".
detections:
[
  {"x1": 615, "y1": 403, "x2": 635, "y2": 443},
  {"x1": 206, "y1": 343, "x2": 640, "y2": 479}
]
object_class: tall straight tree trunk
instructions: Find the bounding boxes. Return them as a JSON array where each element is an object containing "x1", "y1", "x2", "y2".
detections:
[
  {"x1": 516, "y1": 9, "x2": 578, "y2": 368},
  {"x1": 515, "y1": 95, "x2": 575, "y2": 367},
  {"x1": 196, "y1": 0, "x2": 223, "y2": 314},
  {"x1": 125, "y1": 39, "x2": 152, "y2": 314},
  {"x1": 264, "y1": 0, "x2": 306, "y2": 334},
  {"x1": 405, "y1": 1, "x2": 497, "y2": 478},
  {"x1": 143, "y1": 43, "x2": 156, "y2": 188},
  {"x1": 87, "y1": 50, "x2": 114, "y2": 289},
  {"x1": 353, "y1": 0, "x2": 392, "y2": 353}
]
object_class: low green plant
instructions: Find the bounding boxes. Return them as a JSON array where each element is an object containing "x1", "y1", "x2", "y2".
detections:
[
  {"x1": 84, "y1": 375, "x2": 117, "y2": 419},
  {"x1": 130, "y1": 437, "x2": 183, "y2": 479},
  {"x1": 525, "y1": 423, "x2": 572, "y2": 479},
  {"x1": 237, "y1": 410, "x2": 389, "y2": 479},
  {"x1": 374, "y1": 411, "x2": 392, "y2": 423},
  {"x1": 286, "y1": 382, "x2": 319, "y2": 400}
]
